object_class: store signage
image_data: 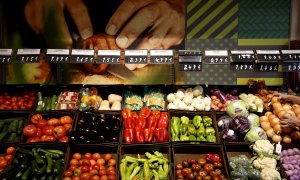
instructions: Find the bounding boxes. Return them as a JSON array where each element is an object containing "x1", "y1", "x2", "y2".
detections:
[
  {"x1": 150, "y1": 50, "x2": 174, "y2": 64},
  {"x1": 178, "y1": 50, "x2": 202, "y2": 56},
  {"x1": 255, "y1": 50, "x2": 280, "y2": 72},
  {"x1": 256, "y1": 64, "x2": 278, "y2": 72},
  {"x1": 205, "y1": 50, "x2": 229, "y2": 64},
  {"x1": 179, "y1": 55, "x2": 202, "y2": 71},
  {"x1": 256, "y1": 50, "x2": 281, "y2": 61},
  {"x1": 97, "y1": 50, "x2": 121, "y2": 64},
  {"x1": 46, "y1": 49, "x2": 70, "y2": 63},
  {"x1": 70, "y1": 49, "x2": 94, "y2": 63},
  {"x1": 16, "y1": 49, "x2": 40, "y2": 63},
  {"x1": 0, "y1": 49, "x2": 13, "y2": 64},
  {"x1": 281, "y1": 50, "x2": 300, "y2": 72},
  {"x1": 124, "y1": 50, "x2": 148, "y2": 64},
  {"x1": 230, "y1": 50, "x2": 255, "y2": 71}
]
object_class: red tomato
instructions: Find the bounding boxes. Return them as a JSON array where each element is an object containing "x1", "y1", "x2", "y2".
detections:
[
  {"x1": 91, "y1": 175, "x2": 100, "y2": 180},
  {"x1": 53, "y1": 126, "x2": 66, "y2": 138},
  {"x1": 42, "y1": 126, "x2": 54, "y2": 136},
  {"x1": 80, "y1": 173, "x2": 91, "y2": 180},
  {"x1": 31, "y1": 114, "x2": 42, "y2": 124},
  {"x1": 108, "y1": 175, "x2": 116, "y2": 180},
  {"x1": 106, "y1": 169, "x2": 116, "y2": 176},
  {"x1": 107, "y1": 166, "x2": 115, "y2": 172},
  {"x1": 90, "y1": 159, "x2": 96, "y2": 166},
  {"x1": 69, "y1": 165, "x2": 77, "y2": 171},
  {"x1": 4, "y1": 155, "x2": 13, "y2": 162},
  {"x1": 37, "y1": 119, "x2": 48, "y2": 128},
  {"x1": 60, "y1": 116, "x2": 73, "y2": 125},
  {"x1": 63, "y1": 124, "x2": 72, "y2": 134},
  {"x1": 0, "y1": 159, "x2": 8, "y2": 168},
  {"x1": 99, "y1": 169, "x2": 106, "y2": 176},
  {"x1": 59, "y1": 136, "x2": 69, "y2": 143},
  {"x1": 36, "y1": 128, "x2": 42, "y2": 137},
  {"x1": 63, "y1": 177, "x2": 72, "y2": 180},
  {"x1": 81, "y1": 165, "x2": 90, "y2": 173},
  {"x1": 63, "y1": 169, "x2": 73, "y2": 177},
  {"x1": 97, "y1": 159, "x2": 105, "y2": 166},
  {"x1": 47, "y1": 118, "x2": 60, "y2": 126},
  {"x1": 90, "y1": 169, "x2": 98, "y2": 175},
  {"x1": 104, "y1": 154, "x2": 112, "y2": 162},
  {"x1": 72, "y1": 153, "x2": 81, "y2": 160},
  {"x1": 72, "y1": 176, "x2": 80, "y2": 180},
  {"x1": 99, "y1": 166, "x2": 106, "y2": 170},
  {"x1": 108, "y1": 159, "x2": 116, "y2": 167},
  {"x1": 40, "y1": 135, "x2": 56, "y2": 142},
  {"x1": 6, "y1": 147, "x2": 15, "y2": 155},
  {"x1": 84, "y1": 153, "x2": 92, "y2": 160},
  {"x1": 100, "y1": 175, "x2": 108, "y2": 180},
  {"x1": 70, "y1": 159, "x2": 79, "y2": 166},
  {"x1": 26, "y1": 137, "x2": 40, "y2": 143},
  {"x1": 23, "y1": 125, "x2": 38, "y2": 138},
  {"x1": 92, "y1": 164, "x2": 100, "y2": 171},
  {"x1": 82, "y1": 159, "x2": 91, "y2": 166},
  {"x1": 92, "y1": 153, "x2": 101, "y2": 161}
]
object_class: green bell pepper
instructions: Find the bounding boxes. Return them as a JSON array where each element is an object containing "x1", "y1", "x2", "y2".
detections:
[
  {"x1": 180, "y1": 134, "x2": 189, "y2": 141},
  {"x1": 196, "y1": 123, "x2": 205, "y2": 137},
  {"x1": 171, "y1": 116, "x2": 180, "y2": 135},
  {"x1": 206, "y1": 135, "x2": 216, "y2": 143},
  {"x1": 187, "y1": 123, "x2": 196, "y2": 135},
  {"x1": 203, "y1": 116, "x2": 213, "y2": 127},
  {"x1": 180, "y1": 116, "x2": 189, "y2": 125},
  {"x1": 205, "y1": 127, "x2": 215, "y2": 136},
  {"x1": 192, "y1": 115, "x2": 202, "y2": 129},
  {"x1": 180, "y1": 124, "x2": 188, "y2": 136},
  {"x1": 197, "y1": 135, "x2": 207, "y2": 141},
  {"x1": 188, "y1": 135, "x2": 196, "y2": 141}
]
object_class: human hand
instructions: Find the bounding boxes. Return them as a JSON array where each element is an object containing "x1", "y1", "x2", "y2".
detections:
[
  {"x1": 280, "y1": 114, "x2": 300, "y2": 128},
  {"x1": 106, "y1": 0, "x2": 185, "y2": 50},
  {"x1": 24, "y1": 0, "x2": 93, "y2": 47},
  {"x1": 273, "y1": 93, "x2": 291, "y2": 101}
]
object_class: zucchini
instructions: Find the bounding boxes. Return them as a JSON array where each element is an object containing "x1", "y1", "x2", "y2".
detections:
[
  {"x1": 0, "y1": 121, "x2": 5, "y2": 131},
  {"x1": 7, "y1": 133, "x2": 17, "y2": 142},
  {"x1": 32, "y1": 148, "x2": 44, "y2": 165},
  {"x1": 31, "y1": 160, "x2": 39, "y2": 174},
  {"x1": 46, "y1": 153, "x2": 53, "y2": 174},
  {"x1": 17, "y1": 119, "x2": 24, "y2": 134},
  {"x1": 0, "y1": 125, "x2": 9, "y2": 141},
  {"x1": 21, "y1": 167, "x2": 31, "y2": 180},
  {"x1": 53, "y1": 159, "x2": 63, "y2": 175}
]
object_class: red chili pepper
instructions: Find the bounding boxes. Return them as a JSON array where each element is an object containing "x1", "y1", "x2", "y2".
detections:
[
  {"x1": 124, "y1": 117, "x2": 134, "y2": 129},
  {"x1": 123, "y1": 128, "x2": 134, "y2": 143},
  {"x1": 154, "y1": 128, "x2": 168, "y2": 143},
  {"x1": 206, "y1": 153, "x2": 221, "y2": 163},
  {"x1": 143, "y1": 128, "x2": 153, "y2": 143},
  {"x1": 146, "y1": 115, "x2": 157, "y2": 130},
  {"x1": 135, "y1": 116, "x2": 146, "y2": 129},
  {"x1": 140, "y1": 106, "x2": 151, "y2": 118},
  {"x1": 134, "y1": 127, "x2": 144, "y2": 143},
  {"x1": 122, "y1": 108, "x2": 132, "y2": 120},
  {"x1": 132, "y1": 111, "x2": 138, "y2": 121},
  {"x1": 157, "y1": 112, "x2": 168, "y2": 129},
  {"x1": 151, "y1": 110, "x2": 161, "y2": 120}
]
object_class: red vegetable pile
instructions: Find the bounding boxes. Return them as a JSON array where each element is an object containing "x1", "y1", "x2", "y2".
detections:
[
  {"x1": 122, "y1": 107, "x2": 169, "y2": 143},
  {"x1": 23, "y1": 114, "x2": 73, "y2": 143}
]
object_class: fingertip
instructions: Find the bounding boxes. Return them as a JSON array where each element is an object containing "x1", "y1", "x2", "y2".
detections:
[
  {"x1": 106, "y1": 24, "x2": 117, "y2": 36},
  {"x1": 116, "y1": 35, "x2": 129, "y2": 49},
  {"x1": 80, "y1": 28, "x2": 93, "y2": 39}
]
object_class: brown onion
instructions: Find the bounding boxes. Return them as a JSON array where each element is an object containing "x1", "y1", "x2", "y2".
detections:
[{"x1": 272, "y1": 134, "x2": 282, "y2": 143}]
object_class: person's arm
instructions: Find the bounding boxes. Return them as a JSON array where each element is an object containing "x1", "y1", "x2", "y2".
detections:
[
  {"x1": 274, "y1": 93, "x2": 300, "y2": 105},
  {"x1": 280, "y1": 114, "x2": 300, "y2": 129}
]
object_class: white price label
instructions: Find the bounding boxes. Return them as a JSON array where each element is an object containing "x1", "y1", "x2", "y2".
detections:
[
  {"x1": 47, "y1": 49, "x2": 70, "y2": 55},
  {"x1": 17, "y1": 49, "x2": 40, "y2": 55}
]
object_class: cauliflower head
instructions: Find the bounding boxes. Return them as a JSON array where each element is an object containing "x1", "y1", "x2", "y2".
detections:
[
  {"x1": 253, "y1": 140, "x2": 274, "y2": 155},
  {"x1": 261, "y1": 168, "x2": 281, "y2": 180},
  {"x1": 253, "y1": 157, "x2": 277, "y2": 170}
]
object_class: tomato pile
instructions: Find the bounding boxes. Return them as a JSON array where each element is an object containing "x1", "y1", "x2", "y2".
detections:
[
  {"x1": 0, "y1": 147, "x2": 15, "y2": 172},
  {"x1": 63, "y1": 152, "x2": 117, "y2": 180},
  {"x1": 0, "y1": 91, "x2": 36, "y2": 110},
  {"x1": 175, "y1": 154, "x2": 226, "y2": 180},
  {"x1": 22, "y1": 114, "x2": 73, "y2": 143}
]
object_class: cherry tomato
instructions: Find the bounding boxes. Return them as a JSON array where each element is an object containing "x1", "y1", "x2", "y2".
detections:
[
  {"x1": 92, "y1": 153, "x2": 101, "y2": 161},
  {"x1": 6, "y1": 147, "x2": 15, "y2": 155},
  {"x1": 104, "y1": 154, "x2": 112, "y2": 161},
  {"x1": 70, "y1": 159, "x2": 79, "y2": 166},
  {"x1": 108, "y1": 159, "x2": 116, "y2": 166},
  {"x1": 63, "y1": 169, "x2": 73, "y2": 177},
  {"x1": 4, "y1": 155, "x2": 13, "y2": 161},
  {"x1": 84, "y1": 153, "x2": 92, "y2": 160},
  {"x1": 72, "y1": 153, "x2": 81, "y2": 160},
  {"x1": 0, "y1": 159, "x2": 8, "y2": 169}
]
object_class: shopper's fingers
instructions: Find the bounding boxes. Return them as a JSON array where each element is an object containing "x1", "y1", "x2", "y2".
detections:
[
  {"x1": 281, "y1": 124, "x2": 290, "y2": 128},
  {"x1": 24, "y1": 0, "x2": 44, "y2": 34},
  {"x1": 65, "y1": 0, "x2": 93, "y2": 39},
  {"x1": 106, "y1": 0, "x2": 154, "y2": 36},
  {"x1": 116, "y1": 4, "x2": 161, "y2": 49}
]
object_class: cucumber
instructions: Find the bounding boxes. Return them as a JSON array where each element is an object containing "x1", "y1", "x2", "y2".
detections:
[
  {"x1": 46, "y1": 97, "x2": 51, "y2": 111},
  {"x1": 51, "y1": 95, "x2": 57, "y2": 110}
]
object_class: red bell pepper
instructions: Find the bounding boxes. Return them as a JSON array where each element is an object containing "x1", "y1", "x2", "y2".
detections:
[
  {"x1": 146, "y1": 115, "x2": 157, "y2": 130},
  {"x1": 151, "y1": 110, "x2": 161, "y2": 120},
  {"x1": 154, "y1": 128, "x2": 169, "y2": 143},
  {"x1": 135, "y1": 116, "x2": 146, "y2": 129},
  {"x1": 140, "y1": 106, "x2": 151, "y2": 118},
  {"x1": 134, "y1": 127, "x2": 144, "y2": 143},
  {"x1": 124, "y1": 117, "x2": 134, "y2": 129},
  {"x1": 206, "y1": 153, "x2": 221, "y2": 163},
  {"x1": 132, "y1": 111, "x2": 138, "y2": 121},
  {"x1": 122, "y1": 108, "x2": 132, "y2": 120},
  {"x1": 123, "y1": 128, "x2": 134, "y2": 143},
  {"x1": 143, "y1": 128, "x2": 153, "y2": 143},
  {"x1": 157, "y1": 112, "x2": 168, "y2": 129}
]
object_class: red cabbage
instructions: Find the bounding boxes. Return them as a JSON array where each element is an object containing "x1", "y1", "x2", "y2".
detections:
[
  {"x1": 217, "y1": 115, "x2": 233, "y2": 129},
  {"x1": 211, "y1": 89, "x2": 227, "y2": 103},
  {"x1": 220, "y1": 129, "x2": 239, "y2": 141},
  {"x1": 230, "y1": 116, "x2": 251, "y2": 134}
]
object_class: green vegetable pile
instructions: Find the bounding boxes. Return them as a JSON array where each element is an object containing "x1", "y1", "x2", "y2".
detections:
[
  {"x1": 120, "y1": 151, "x2": 169, "y2": 180},
  {"x1": 171, "y1": 115, "x2": 216, "y2": 143},
  {"x1": 1, "y1": 147, "x2": 65, "y2": 180},
  {"x1": 36, "y1": 92, "x2": 58, "y2": 111},
  {"x1": 0, "y1": 117, "x2": 24, "y2": 142},
  {"x1": 229, "y1": 155, "x2": 261, "y2": 180}
]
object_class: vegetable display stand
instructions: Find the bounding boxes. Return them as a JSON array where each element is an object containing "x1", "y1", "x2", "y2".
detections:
[
  {"x1": 0, "y1": 112, "x2": 28, "y2": 143},
  {"x1": 279, "y1": 144, "x2": 300, "y2": 180},
  {"x1": 0, "y1": 144, "x2": 17, "y2": 175},
  {"x1": 71, "y1": 111, "x2": 121, "y2": 144},
  {"x1": 0, "y1": 143, "x2": 68, "y2": 180},
  {"x1": 119, "y1": 144, "x2": 172, "y2": 180},
  {"x1": 124, "y1": 85, "x2": 166, "y2": 111},
  {"x1": 0, "y1": 84, "x2": 39, "y2": 112},
  {"x1": 37, "y1": 84, "x2": 82, "y2": 111},
  {"x1": 172, "y1": 144, "x2": 229, "y2": 179},
  {"x1": 78, "y1": 85, "x2": 123, "y2": 111},
  {"x1": 170, "y1": 110, "x2": 220, "y2": 144},
  {"x1": 20, "y1": 111, "x2": 76, "y2": 144},
  {"x1": 63, "y1": 144, "x2": 119, "y2": 180}
]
